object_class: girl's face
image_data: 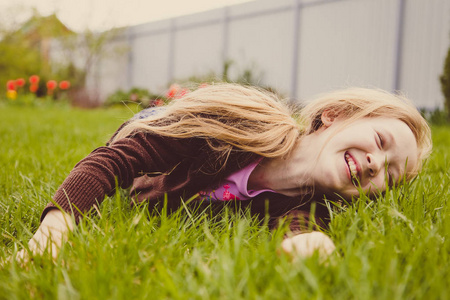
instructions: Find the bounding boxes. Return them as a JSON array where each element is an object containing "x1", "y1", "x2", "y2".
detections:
[{"x1": 309, "y1": 115, "x2": 418, "y2": 199}]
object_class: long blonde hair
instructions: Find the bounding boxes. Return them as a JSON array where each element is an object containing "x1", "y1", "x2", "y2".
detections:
[
  {"x1": 111, "y1": 83, "x2": 432, "y2": 178},
  {"x1": 111, "y1": 83, "x2": 302, "y2": 159}
]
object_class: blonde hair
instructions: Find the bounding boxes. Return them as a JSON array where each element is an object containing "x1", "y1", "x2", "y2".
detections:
[
  {"x1": 111, "y1": 83, "x2": 432, "y2": 179},
  {"x1": 299, "y1": 87, "x2": 432, "y2": 178},
  {"x1": 111, "y1": 83, "x2": 302, "y2": 160}
]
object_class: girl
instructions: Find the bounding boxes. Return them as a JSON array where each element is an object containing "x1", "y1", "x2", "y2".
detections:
[{"x1": 20, "y1": 83, "x2": 432, "y2": 259}]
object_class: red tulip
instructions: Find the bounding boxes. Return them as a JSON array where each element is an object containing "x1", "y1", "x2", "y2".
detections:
[
  {"x1": 29, "y1": 75, "x2": 40, "y2": 84},
  {"x1": 15, "y1": 78, "x2": 25, "y2": 87},
  {"x1": 6, "y1": 80, "x2": 16, "y2": 91},
  {"x1": 59, "y1": 80, "x2": 70, "y2": 90},
  {"x1": 176, "y1": 88, "x2": 189, "y2": 99},
  {"x1": 166, "y1": 84, "x2": 180, "y2": 99},
  {"x1": 46, "y1": 80, "x2": 57, "y2": 90},
  {"x1": 30, "y1": 84, "x2": 38, "y2": 93}
]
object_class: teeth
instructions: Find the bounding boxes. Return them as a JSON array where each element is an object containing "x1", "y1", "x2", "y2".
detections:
[{"x1": 345, "y1": 154, "x2": 357, "y2": 178}]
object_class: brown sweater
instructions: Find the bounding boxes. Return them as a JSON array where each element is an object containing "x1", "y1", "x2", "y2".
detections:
[{"x1": 43, "y1": 131, "x2": 329, "y2": 232}]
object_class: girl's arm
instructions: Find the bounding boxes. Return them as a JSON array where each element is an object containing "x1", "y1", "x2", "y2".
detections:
[
  {"x1": 17, "y1": 209, "x2": 74, "y2": 260},
  {"x1": 41, "y1": 132, "x2": 201, "y2": 222},
  {"x1": 20, "y1": 133, "x2": 201, "y2": 260}
]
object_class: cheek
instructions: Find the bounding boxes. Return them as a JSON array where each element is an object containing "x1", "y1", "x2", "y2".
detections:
[{"x1": 366, "y1": 175, "x2": 387, "y2": 194}]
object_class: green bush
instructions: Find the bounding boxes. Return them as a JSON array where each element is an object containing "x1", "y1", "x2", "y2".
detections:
[
  {"x1": 105, "y1": 61, "x2": 281, "y2": 111},
  {"x1": 105, "y1": 87, "x2": 164, "y2": 108},
  {"x1": 439, "y1": 47, "x2": 450, "y2": 121}
]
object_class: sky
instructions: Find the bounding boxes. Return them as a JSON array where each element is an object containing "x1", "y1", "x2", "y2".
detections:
[{"x1": 0, "y1": 0, "x2": 256, "y2": 32}]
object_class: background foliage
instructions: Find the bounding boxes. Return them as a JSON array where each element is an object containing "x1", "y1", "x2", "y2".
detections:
[
  {"x1": 0, "y1": 13, "x2": 75, "y2": 94},
  {"x1": 0, "y1": 11, "x2": 123, "y2": 106},
  {"x1": 440, "y1": 46, "x2": 450, "y2": 121}
]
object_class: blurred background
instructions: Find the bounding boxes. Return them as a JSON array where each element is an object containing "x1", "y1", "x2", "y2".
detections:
[{"x1": 1, "y1": 0, "x2": 449, "y2": 115}]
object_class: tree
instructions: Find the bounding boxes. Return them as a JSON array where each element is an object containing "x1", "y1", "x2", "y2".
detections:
[
  {"x1": 51, "y1": 27, "x2": 126, "y2": 107},
  {"x1": 0, "y1": 10, "x2": 124, "y2": 106},
  {"x1": 0, "y1": 11, "x2": 75, "y2": 95},
  {"x1": 440, "y1": 46, "x2": 450, "y2": 121}
]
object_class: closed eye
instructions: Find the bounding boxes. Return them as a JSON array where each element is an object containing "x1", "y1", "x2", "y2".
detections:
[{"x1": 376, "y1": 132, "x2": 384, "y2": 149}]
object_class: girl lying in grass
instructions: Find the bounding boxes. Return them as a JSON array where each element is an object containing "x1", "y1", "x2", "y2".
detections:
[{"x1": 18, "y1": 83, "x2": 432, "y2": 260}]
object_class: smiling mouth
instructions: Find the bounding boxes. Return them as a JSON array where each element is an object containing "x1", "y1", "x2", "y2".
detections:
[{"x1": 345, "y1": 152, "x2": 360, "y2": 186}]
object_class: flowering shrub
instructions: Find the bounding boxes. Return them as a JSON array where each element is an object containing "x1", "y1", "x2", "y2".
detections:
[
  {"x1": 3, "y1": 75, "x2": 71, "y2": 102},
  {"x1": 105, "y1": 87, "x2": 160, "y2": 107},
  {"x1": 46, "y1": 80, "x2": 57, "y2": 90},
  {"x1": 165, "y1": 84, "x2": 190, "y2": 100},
  {"x1": 29, "y1": 75, "x2": 40, "y2": 84},
  {"x1": 6, "y1": 90, "x2": 17, "y2": 100},
  {"x1": 29, "y1": 84, "x2": 39, "y2": 93},
  {"x1": 59, "y1": 81, "x2": 70, "y2": 90},
  {"x1": 15, "y1": 78, "x2": 25, "y2": 88},
  {"x1": 46, "y1": 80, "x2": 57, "y2": 95},
  {"x1": 6, "y1": 80, "x2": 18, "y2": 100},
  {"x1": 105, "y1": 83, "x2": 211, "y2": 109},
  {"x1": 7, "y1": 80, "x2": 16, "y2": 91},
  {"x1": 165, "y1": 84, "x2": 179, "y2": 99}
]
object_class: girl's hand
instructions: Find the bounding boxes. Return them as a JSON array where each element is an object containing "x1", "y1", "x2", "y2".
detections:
[
  {"x1": 281, "y1": 231, "x2": 335, "y2": 258},
  {"x1": 16, "y1": 209, "x2": 74, "y2": 262}
]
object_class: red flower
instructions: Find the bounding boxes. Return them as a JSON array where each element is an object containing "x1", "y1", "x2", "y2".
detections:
[
  {"x1": 6, "y1": 80, "x2": 16, "y2": 91},
  {"x1": 30, "y1": 84, "x2": 38, "y2": 93},
  {"x1": 166, "y1": 84, "x2": 180, "y2": 99},
  {"x1": 46, "y1": 80, "x2": 57, "y2": 90},
  {"x1": 154, "y1": 99, "x2": 164, "y2": 106},
  {"x1": 29, "y1": 75, "x2": 40, "y2": 84},
  {"x1": 176, "y1": 88, "x2": 189, "y2": 99},
  {"x1": 59, "y1": 80, "x2": 70, "y2": 90},
  {"x1": 15, "y1": 78, "x2": 25, "y2": 87}
]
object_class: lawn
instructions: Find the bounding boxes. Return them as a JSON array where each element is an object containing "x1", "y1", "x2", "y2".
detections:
[{"x1": 0, "y1": 103, "x2": 449, "y2": 299}]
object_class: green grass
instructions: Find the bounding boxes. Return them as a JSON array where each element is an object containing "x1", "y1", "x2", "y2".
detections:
[{"x1": 1, "y1": 103, "x2": 449, "y2": 299}]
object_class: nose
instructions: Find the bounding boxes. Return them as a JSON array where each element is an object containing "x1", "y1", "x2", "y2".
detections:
[{"x1": 366, "y1": 153, "x2": 382, "y2": 177}]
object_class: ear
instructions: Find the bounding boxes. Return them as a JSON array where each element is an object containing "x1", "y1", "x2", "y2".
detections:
[{"x1": 321, "y1": 109, "x2": 337, "y2": 128}]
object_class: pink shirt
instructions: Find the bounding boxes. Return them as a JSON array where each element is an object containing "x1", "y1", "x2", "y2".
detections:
[{"x1": 198, "y1": 159, "x2": 275, "y2": 201}]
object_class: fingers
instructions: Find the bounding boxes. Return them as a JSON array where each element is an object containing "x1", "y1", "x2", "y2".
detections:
[
  {"x1": 281, "y1": 231, "x2": 335, "y2": 259},
  {"x1": 15, "y1": 249, "x2": 31, "y2": 267},
  {"x1": 17, "y1": 210, "x2": 73, "y2": 262},
  {"x1": 6, "y1": 211, "x2": 73, "y2": 267},
  {"x1": 12, "y1": 227, "x2": 65, "y2": 267}
]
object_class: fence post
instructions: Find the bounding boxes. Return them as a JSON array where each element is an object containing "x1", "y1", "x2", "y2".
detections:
[
  {"x1": 168, "y1": 19, "x2": 176, "y2": 83},
  {"x1": 127, "y1": 29, "x2": 134, "y2": 90},
  {"x1": 290, "y1": 0, "x2": 302, "y2": 100},
  {"x1": 393, "y1": 0, "x2": 406, "y2": 92},
  {"x1": 222, "y1": 7, "x2": 230, "y2": 66}
]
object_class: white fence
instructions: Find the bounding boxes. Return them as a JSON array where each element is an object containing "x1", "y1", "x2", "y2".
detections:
[{"x1": 85, "y1": 0, "x2": 450, "y2": 109}]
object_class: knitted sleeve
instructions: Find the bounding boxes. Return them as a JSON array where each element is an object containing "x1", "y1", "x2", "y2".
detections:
[{"x1": 41, "y1": 132, "x2": 199, "y2": 222}]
